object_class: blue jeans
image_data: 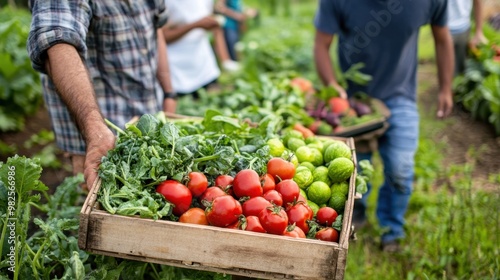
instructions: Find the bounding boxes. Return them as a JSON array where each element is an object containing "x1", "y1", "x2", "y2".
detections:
[
  {"x1": 356, "y1": 96, "x2": 419, "y2": 243},
  {"x1": 224, "y1": 27, "x2": 240, "y2": 61}
]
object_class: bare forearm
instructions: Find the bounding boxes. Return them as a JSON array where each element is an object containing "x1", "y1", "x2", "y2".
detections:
[
  {"x1": 473, "y1": 0, "x2": 484, "y2": 33},
  {"x1": 156, "y1": 30, "x2": 176, "y2": 113},
  {"x1": 216, "y1": 0, "x2": 246, "y2": 22},
  {"x1": 433, "y1": 27, "x2": 454, "y2": 92},
  {"x1": 156, "y1": 30, "x2": 173, "y2": 92},
  {"x1": 45, "y1": 43, "x2": 108, "y2": 140},
  {"x1": 314, "y1": 32, "x2": 337, "y2": 86},
  {"x1": 162, "y1": 22, "x2": 197, "y2": 43}
]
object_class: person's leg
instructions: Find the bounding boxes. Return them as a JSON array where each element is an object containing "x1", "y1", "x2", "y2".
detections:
[
  {"x1": 376, "y1": 97, "x2": 419, "y2": 245},
  {"x1": 452, "y1": 29, "x2": 470, "y2": 76},
  {"x1": 224, "y1": 27, "x2": 240, "y2": 61}
]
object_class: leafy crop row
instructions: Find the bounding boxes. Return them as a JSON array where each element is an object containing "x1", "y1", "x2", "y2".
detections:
[{"x1": 0, "y1": 7, "x2": 43, "y2": 132}]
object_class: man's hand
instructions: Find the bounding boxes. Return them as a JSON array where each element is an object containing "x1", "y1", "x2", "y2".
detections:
[
  {"x1": 469, "y1": 32, "x2": 488, "y2": 47},
  {"x1": 83, "y1": 126, "x2": 115, "y2": 190},
  {"x1": 329, "y1": 82, "x2": 348, "y2": 99},
  {"x1": 436, "y1": 90, "x2": 453, "y2": 119}
]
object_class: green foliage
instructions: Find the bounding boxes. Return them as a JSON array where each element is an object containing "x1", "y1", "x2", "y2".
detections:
[
  {"x1": 0, "y1": 156, "x2": 231, "y2": 280},
  {"x1": 0, "y1": 7, "x2": 43, "y2": 132},
  {"x1": 453, "y1": 41, "x2": 500, "y2": 134},
  {"x1": 240, "y1": 16, "x2": 315, "y2": 78},
  {"x1": 98, "y1": 112, "x2": 277, "y2": 219},
  {"x1": 177, "y1": 73, "x2": 312, "y2": 127}
]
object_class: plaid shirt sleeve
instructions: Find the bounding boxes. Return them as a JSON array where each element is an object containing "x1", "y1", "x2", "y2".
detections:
[{"x1": 27, "y1": 0, "x2": 92, "y2": 73}]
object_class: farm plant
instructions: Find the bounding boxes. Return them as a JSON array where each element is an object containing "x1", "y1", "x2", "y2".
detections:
[
  {"x1": 0, "y1": 7, "x2": 43, "y2": 132},
  {"x1": 453, "y1": 41, "x2": 500, "y2": 134}
]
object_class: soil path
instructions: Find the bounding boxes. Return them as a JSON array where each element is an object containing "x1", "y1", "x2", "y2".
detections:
[{"x1": 418, "y1": 63, "x2": 500, "y2": 190}]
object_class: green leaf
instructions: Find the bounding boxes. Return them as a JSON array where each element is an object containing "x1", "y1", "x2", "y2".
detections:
[{"x1": 136, "y1": 114, "x2": 159, "y2": 137}]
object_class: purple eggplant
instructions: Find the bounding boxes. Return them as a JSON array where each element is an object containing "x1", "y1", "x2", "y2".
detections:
[
  {"x1": 352, "y1": 101, "x2": 372, "y2": 116},
  {"x1": 324, "y1": 112, "x2": 340, "y2": 127}
]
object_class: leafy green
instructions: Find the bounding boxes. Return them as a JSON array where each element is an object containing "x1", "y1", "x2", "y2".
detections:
[
  {"x1": 0, "y1": 7, "x2": 43, "y2": 132},
  {"x1": 97, "y1": 112, "x2": 277, "y2": 220}
]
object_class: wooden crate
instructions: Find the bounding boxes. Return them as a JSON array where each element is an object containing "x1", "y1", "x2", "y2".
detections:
[{"x1": 79, "y1": 138, "x2": 358, "y2": 280}]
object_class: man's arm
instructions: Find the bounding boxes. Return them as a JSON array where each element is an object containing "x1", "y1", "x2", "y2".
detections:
[
  {"x1": 156, "y1": 30, "x2": 176, "y2": 113},
  {"x1": 471, "y1": 0, "x2": 488, "y2": 46},
  {"x1": 431, "y1": 25, "x2": 454, "y2": 118},
  {"x1": 45, "y1": 43, "x2": 115, "y2": 188},
  {"x1": 313, "y1": 30, "x2": 347, "y2": 98},
  {"x1": 162, "y1": 16, "x2": 219, "y2": 43}
]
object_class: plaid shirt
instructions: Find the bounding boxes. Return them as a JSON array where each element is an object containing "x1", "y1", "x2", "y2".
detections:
[{"x1": 28, "y1": 0, "x2": 168, "y2": 154}]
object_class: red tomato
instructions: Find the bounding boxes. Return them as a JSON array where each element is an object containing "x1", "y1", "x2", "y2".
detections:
[
  {"x1": 206, "y1": 195, "x2": 243, "y2": 227},
  {"x1": 233, "y1": 169, "x2": 263, "y2": 198},
  {"x1": 258, "y1": 205, "x2": 288, "y2": 235},
  {"x1": 156, "y1": 180, "x2": 192, "y2": 216},
  {"x1": 242, "y1": 196, "x2": 273, "y2": 217},
  {"x1": 315, "y1": 227, "x2": 339, "y2": 242},
  {"x1": 262, "y1": 190, "x2": 283, "y2": 207},
  {"x1": 283, "y1": 225, "x2": 306, "y2": 238},
  {"x1": 261, "y1": 173, "x2": 276, "y2": 193},
  {"x1": 267, "y1": 157, "x2": 296, "y2": 181},
  {"x1": 316, "y1": 207, "x2": 339, "y2": 227},
  {"x1": 286, "y1": 202, "x2": 313, "y2": 234},
  {"x1": 179, "y1": 207, "x2": 208, "y2": 225},
  {"x1": 186, "y1": 172, "x2": 208, "y2": 197},
  {"x1": 243, "y1": 216, "x2": 266, "y2": 233},
  {"x1": 199, "y1": 187, "x2": 227, "y2": 209},
  {"x1": 275, "y1": 179, "x2": 300, "y2": 205},
  {"x1": 215, "y1": 174, "x2": 234, "y2": 196},
  {"x1": 297, "y1": 194, "x2": 308, "y2": 204}
]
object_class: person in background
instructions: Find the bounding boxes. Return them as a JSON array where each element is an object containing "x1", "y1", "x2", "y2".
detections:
[
  {"x1": 448, "y1": 0, "x2": 488, "y2": 75},
  {"x1": 215, "y1": 0, "x2": 258, "y2": 61},
  {"x1": 27, "y1": 1, "x2": 176, "y2": 189},
  {"x1": 314, "y1": 0, "x2": 454, "y2": 253},
  {"x1": 163, "y1": 0, "x2": 240, "y2": 100}
]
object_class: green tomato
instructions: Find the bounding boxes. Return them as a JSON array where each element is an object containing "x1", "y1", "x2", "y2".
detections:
[
  {"x1": 293, "y1": 166, "x2": 314, "y2": 189},
  {"x1": 267, "y1": 138, "x2": 286, "y2": 157}
]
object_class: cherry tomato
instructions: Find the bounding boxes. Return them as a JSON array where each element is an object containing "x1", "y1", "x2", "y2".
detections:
[
  {"x1": 283, "y1": 225, "x2": 306, "y2": 238},
  {"x1": 206, "y1": 195, "x2": 242, "y2": 227},
  {"x1": 243, "y1": 216, "x2": 266, "y2": 233},
  {"x1": 258, "y1": 205, "x2": 288, "y2": 235},
  {"x1": 215, "y1": 174, "x2": 234, "y2": 196},
  {"x1": 286, "y1": 202, "x2": 313, "y2": 234},
  {"x1": 156, "y1": 180, "x2": 192, "y2": 216},
  {"x1": 233, "y1": 169, "x2": 263, "y2": 198},
  {"x1": 267, "y1": 157, "x2": 296, "y2": 181},
  {"x1": 316, "y1": 207, "x2": 339, "y2": 227},
  {"x1": 315, "y1": 227, "x2": 339, "y2": 242},
  {"x1": 242, "y1": 196, "x2": 273, "y2": 217},
  {"x1": 261, "y1": 173, "x2": 276, "y2": 193},
  {"x1": 186, "y1": 172, "x2": 208, "y2": 197},
  {"x1": 199, "y1": 187, "x2": 227, "y2": 209},
  {"x1": 262, "y1": 190, "x2": 283, "y2": 207},
  {"x1": 179, "y1": 207, "x2": 208, "y2": 225},
  {"x1": 275, "y1": 179, "x2": 300, "y2": 205}
]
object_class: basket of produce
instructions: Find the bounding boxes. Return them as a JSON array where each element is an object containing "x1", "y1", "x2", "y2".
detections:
[{"x1": 78, "y1": 111, "x2": 372, "y2": 280}]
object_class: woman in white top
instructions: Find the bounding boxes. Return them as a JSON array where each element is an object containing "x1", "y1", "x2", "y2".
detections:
[{"x1": 162, "y1": 0, "x2": 240, "y2": 98}]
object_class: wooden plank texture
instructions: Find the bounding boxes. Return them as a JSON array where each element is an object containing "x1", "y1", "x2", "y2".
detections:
[{"x1": 86, "y1": 210, "x2": 342, "y2": 279}]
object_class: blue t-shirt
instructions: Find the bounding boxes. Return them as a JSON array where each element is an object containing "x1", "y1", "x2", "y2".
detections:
[
  {"x1": 224, "y1": 0, "x2": 242, "y2": 31},
  {"x1": 314, "y1": 0, "x2": 447, "y2": 101}
]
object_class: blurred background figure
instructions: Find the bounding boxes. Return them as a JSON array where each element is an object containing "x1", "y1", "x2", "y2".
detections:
[
  {"x1": 448, "y1": 0, "x2": 488, "y2": 75},
  {"x1": 215, "y1": 0, "x2": 258, "y2": 61},
  {"x1": 163, "y1": 0, "x2": 240, "y2": 99}
]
